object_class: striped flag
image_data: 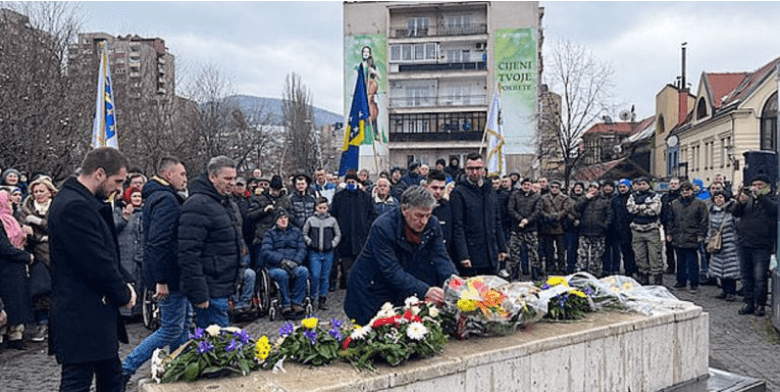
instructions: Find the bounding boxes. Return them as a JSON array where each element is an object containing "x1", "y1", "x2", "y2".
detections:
[
  {"x1": 338, "y1": 63, "x2": 369, "y2": 176},
  {"x1": 485, "y1": 87, "x2": 504, "y2": 176},
  {"x1": 91, "y1": 40, "x2": 118, "y2": 149}
]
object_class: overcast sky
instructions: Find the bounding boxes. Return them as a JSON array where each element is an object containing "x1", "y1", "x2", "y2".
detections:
[{"x1": 77, "y1": 1, "x2": 780, "y2": 119}]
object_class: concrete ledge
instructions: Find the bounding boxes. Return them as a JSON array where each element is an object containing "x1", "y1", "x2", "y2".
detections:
[{"x1": 141, "y1": 303, "x2": 708, "y2": 392}]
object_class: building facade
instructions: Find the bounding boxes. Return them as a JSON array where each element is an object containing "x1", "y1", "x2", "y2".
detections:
[
  {"x1": 659, "y1": 56, "x2": 779, "y2": 189},
  {"x1": 343, "y1": 1, "x2": 543, "y2": 175}
]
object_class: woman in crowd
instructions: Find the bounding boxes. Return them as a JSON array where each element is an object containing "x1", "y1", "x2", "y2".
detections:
[
  {"x1": 114, "y1": 186, "x2": 145, "y2": 316},
  {"x1": 16, "y1": 175, "x2": 57, "y2": 342},
  {"x1": 1, "y1": 168, "x2": 27, "y2": 198},
  {"x1": 706, "y1": 190, "x2": 740, "y2": 301},
  {"x1": 0, "y1": 189, "x2": 34, "y2": 350}
]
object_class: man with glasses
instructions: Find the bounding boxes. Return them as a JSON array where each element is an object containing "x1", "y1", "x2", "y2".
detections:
[{"x1": 449, "y1": 153, "x2": 507, "y2": 276}]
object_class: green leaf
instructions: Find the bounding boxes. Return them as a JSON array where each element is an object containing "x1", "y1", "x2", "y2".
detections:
[{"x1": 183, "y1": 362, "x2": 201, "y2": 382}]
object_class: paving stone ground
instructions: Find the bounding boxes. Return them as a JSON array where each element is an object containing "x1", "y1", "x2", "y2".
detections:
[{"x1": 1, "y1": 275, "x2": 777, "y2": 392}]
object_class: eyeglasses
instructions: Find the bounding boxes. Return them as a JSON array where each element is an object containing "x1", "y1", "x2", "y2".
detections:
[{"x1": 465, "y1": 167, "x2": 483, "y2": 171}]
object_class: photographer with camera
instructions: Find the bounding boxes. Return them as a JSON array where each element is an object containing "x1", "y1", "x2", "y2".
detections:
[{"x1": 732, "y1": 175, "x2": 777, "y2": 317}]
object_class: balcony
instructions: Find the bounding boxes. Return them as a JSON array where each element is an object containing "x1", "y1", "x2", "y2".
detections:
[
  {"x1": 398, "y1": 61, "x2": 486, "y2": 73},
  {"x1": 389, "y1": 130, "x2": 482, "y2": 143},
  {"x1": 390, "y1": 23, "x2": 487, "y2": 39},
  {"x1": 389, "y1": 94, "x2": 487, "y2": 109}
]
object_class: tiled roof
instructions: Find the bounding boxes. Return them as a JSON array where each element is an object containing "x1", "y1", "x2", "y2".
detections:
[
  {"x1": 584, "y1": 115, "x2": 654, "y2": 138},
  {"x1": 722, "y1": 56, "x2": 780, "y2": 106},
  {"x1": 706, "y1": 73, "x2": 747, "y2": 109}
]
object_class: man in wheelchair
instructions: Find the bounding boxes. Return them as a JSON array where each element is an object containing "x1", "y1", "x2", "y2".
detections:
[{"x1": 261, "y1": 209, "x2": 309, "y2": 319}]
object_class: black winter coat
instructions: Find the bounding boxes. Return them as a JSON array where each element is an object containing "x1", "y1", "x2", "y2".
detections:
[
  {"x1": 288, "y1": 190, "x2": 316, "y2": 229},
  {"x1": 48, "y1": 177, "x2": 131, "y2": 364},
  {"x1": 0, "y1": 223, "x2": 32, "y2": 327},
  {"x1": 575, "y1": 194, "x2": 613, "y2": 238},
  {"x1": 142, "y1": 177, "x2": 185, "y2": 292},
  {"x1": 732, "y1": 193, "x2": 778, "y2": 249},
  {"x1": 178, "y1": 173, "x2": 242, "y2": 305},
  {"x1": 345, "y1": 208, "x2": 457, "y2": 325},
  {"x1": 330, "y1": 188, "x2": 377, "y2": 258},
  {"x1": 450, "y1": 178, "x2": 507, "y2": 271},
  {"x1": 507, "y1": 190, "x2": 542, "y2": 233},
  {"x1": 669, "y1": 196, "x2": 709, "y2": 249},
  {"x1": 433, "y1": 199, "x2": 453, "y2": 256},
  {"x1": 247, "y1": 192, "x2": 292, "y2": 246},
  {"x1": 496, "y1": 189, "x2": 512, "y2": 235},
  {"x1": 611, "y1": 192, "x2": 633, "y2": 244}
]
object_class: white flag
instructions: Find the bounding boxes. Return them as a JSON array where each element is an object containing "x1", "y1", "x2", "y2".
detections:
[
  {"x1": 485, "y1": 87, "x2": 504, "y2": 176},
  {"x1": 91, "y1": 40, "x2": 118, "y2": 149}
]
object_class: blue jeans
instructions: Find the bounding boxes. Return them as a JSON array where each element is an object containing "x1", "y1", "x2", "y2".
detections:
[
  {"x1": 738, "y1": 246, "x2": 770, "y2": 306},
  {"x1": 193, "y1": 297, "x2": 229, "y2": 328},
  {"x1": 698, "y1": 242, "x2": 709, "y2": 277},
  {"x1": 122, "y1": 291, "x2": 191, "y2": 376},
  {"x1": 234, "y1": 269, "x2": 256, "y2": 309},
  {"x1": 269, "y1": 266, "x2": 309, "y2": 307},
  {"x1": 309, "y1": 251, "x2": 333, "y2": 300},
  {"x1": 565, "y1": 230, "x2": 579, "y2": 273},
  {"x1": 675, "y1": 247, "x2": 699, "y2": 288}
]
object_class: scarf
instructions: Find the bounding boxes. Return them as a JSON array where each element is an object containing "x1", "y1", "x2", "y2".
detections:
[
  {"x1": 404, "y1": 225, "x2": 421, "y2": 245},
  {"x1": 33, "y1": 198, "x2": 52, "y2": 216},
  {"x1": 0, "y1": 192, "x2": 25, "y2": 250}
]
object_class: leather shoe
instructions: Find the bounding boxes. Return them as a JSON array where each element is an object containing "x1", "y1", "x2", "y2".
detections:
[
  {"x1": 714, "y1": 292, "x2": 727, "y2": 299},
  {"x1": 673, "y1": 282, "x2": 686, "y2": 289},
  {"x1": 738, "y1": 303, "x2": 755, "y2": 315},
  {"x1": 755, "y1": 306, "x2": 766, "y2": 317}
]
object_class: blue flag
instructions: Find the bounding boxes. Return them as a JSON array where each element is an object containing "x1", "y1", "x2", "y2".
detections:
[
  {"x1": 338, "y1": 63, "x2": 369, "y2": 177},
  {"x1": 91, "y1": 40, "x2": 118, "y2": 149}
]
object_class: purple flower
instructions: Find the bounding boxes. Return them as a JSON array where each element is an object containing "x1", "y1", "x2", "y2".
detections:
[
  {"x1": 559, "y1": 299, "x2": 566, "y2": 308},
  {"x1": 226, "y1": 338, "x2": 239, "y2": 352},
  {"x1": 304, "y1": 329, "x2": 317, "y2": 345},
  {"x1": 279, "y1": 322, "x2": 294, "y2": 337},
  {"x1": 541, "y1": 284, "x2": 550, "y2": 290},
  {"x1": 233, "y1": 330, "x2": 252, "y2": 344},
  {"x1": 585, "y1": 287, "x2": 593, "y2": 296},
  {"x1": 197, "y1": 341, "x2": 214, "y2": 354},
  {"x1": 189, "y1": 327, "x2": 205, "y2": 340},
  {"x1": 331, "y1": 318, "x2": 343, "y2": 329},
  {"x1": 329, "y1": 328, "x2": 342, "y2": 341}
]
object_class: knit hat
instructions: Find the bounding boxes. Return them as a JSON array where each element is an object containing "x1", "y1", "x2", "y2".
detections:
[
  {"x1": 435, "y1": 158, "x2": 446, "y2": 167},
  {"x1": 269, "y1": 175, "x2": 283, "y2": 190},
  {"x1": 408, "y1": 161, "x2": 421, "y2": 172},
  {"x1": 550, "y1": 180, "x2": 562, "y2": 187},
  {"x1": 600, "y1": 179, "x2": 615, "y2": 188},
  {"x1": 123, "y1": 187, "x2": 142, "y2": 204},
  {"x1": 235, "y1": 177, "x2": 246, "y2": 186},
  {"x1": 618, "y1": 178, "x2": 631, "y2": 188},
  {"x1": 679, "y1": 181, "x2": 693, "y2": 191},
  {"x1": 750, "y1": 174, "x2": 771, "y2": 185},
  {"x1": 1, "y1": 168, "x2": 20, "y2": 185},
  {"x1": 274, "y1": 208, "x2": 289, "y2": 221},
  {"x1": 634, "y1": 176, "x2": 650, "y2": 185}
]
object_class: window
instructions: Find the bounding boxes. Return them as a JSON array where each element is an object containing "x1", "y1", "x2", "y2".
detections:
[
  {"x1": 405, "y1": 87, "x2": 430, "y2": 107},
  {"x1": 406, "y1": 17, "x2": 429, "y2": 37},
  {"x1": 696, "y1": 98, "x2": 708, "y2": 120},
  {"x1": 760, "y1": 92, "x2": 777, "y2": 151},
  {"x1": 446, "y1": 14, "x2": 471, "y2": 29},
  {"x1": 657, "y1": 115, "x2": 665, "y2": 133},
  {"x1": 390, "y1": 43, "x2": 437, "y2": 63},
  {"x1": 391, "y1": 45, "x2": 401, "y2": 61}
]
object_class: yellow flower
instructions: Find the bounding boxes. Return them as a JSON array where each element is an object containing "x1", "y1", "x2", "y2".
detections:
[
  {"x1": 570, "y1": 289, "x2": 586, "y2": 298},
  {"x1": 254, "y1": 336, "x2": 271, "y2": 361},
  {"x1": 302, "y1": 316, "x2": 318, "y2": 329},
  {"x1": 457, "y1": 298, "x2": 477, "y2": 312},
  {"x1": 622, "y1": 282, "x2": 634, "y2": 291},
  {"x1": 546, "y1": 276, "x2": 569, "y2": 287}
]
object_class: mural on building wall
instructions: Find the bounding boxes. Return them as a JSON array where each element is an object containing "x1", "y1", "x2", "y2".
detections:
[
  {"x1": 494, "y1": 27, "x2": 537, "y2": 154},
  {"x1": 345, "y1": 34, "x2": 388, "y2": 147}
]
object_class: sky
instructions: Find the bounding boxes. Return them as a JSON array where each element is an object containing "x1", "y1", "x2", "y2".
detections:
[{"x1": 74, "y1": 1, "x2": 780, "y2": 119}]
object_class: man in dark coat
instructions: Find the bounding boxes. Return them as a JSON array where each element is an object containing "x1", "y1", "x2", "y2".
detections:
[
  {"x1": 574, "y1": 182, "x2": 613, "y2": 277},
  {"x1": 667, "y1": 181, "x2": 708, "y2": 292},
  {"x1": 330, "y1": 172, "x2": 377, "y2": 290},
  {"x1": 287, "y1": 174, "x2": 316, "y2": 230},
  {"x1": 262, "y1": 209, "x2": 309, "y2": 318},
  {"x1": 660, "y1": 177, "x2": 681, "y2": 275},
  {"x1": 539, "y1": 180, "x2": 570, "y2": 274},
  {"x1": 426, "y1": 169, "x2": 454, "y2": 260},
  {"x1": 121, "y1": 156, "x2": 189, "y2": 383},
  {"x1": 443, "y1": 156, "x2": 462, "y2": 183},
  {"x1": 732, "y1": 174, "x2": 778, "y2": 317},
  {"x1": 507, "y1": 178, "x2": 542, "y2": 280},
  {"x1": 391, "y1": 161, "x2": 423, "y2": 199},
  {"x1": 345, "y1": 186, "x2": 457, "y2": 325},
  {"x1": 611, "y1": 179, "x2": 636, "y2": 276},
  {"x1": 178, "y1": 156, "x2": 242, "y2": 328},
  {"x1": 247, "y1": 175, "x2": 292, "y2": 270},
  {"x1": 48, "y1": 147, "x2": 136, "y2": 392},
  {"x1": 449, "y1": 153, "x2": 507, "y2": 276}
]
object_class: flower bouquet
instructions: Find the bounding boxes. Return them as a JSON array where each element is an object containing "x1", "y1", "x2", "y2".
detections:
[
  {"x1": 442, "y1": 275, "x2": 520, "y2": 339},
  {"x1": 262, "y1": 316, "x2": 350, "y2": 370},
  {"x1": 155, "y1": 325, "x2": 270, "y2": 383},
  {"x1": 538, "y1": 276, "x2": 593, "y2": 321},
  {"x1": 339, "y1": 296, "x2": 448, "y2": 371}
]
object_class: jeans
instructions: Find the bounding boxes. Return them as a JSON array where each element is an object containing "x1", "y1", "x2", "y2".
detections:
[
  {"x1": 540, "y1": 234, "x2": 565, "y2": 271},
  {"x1": 699, "y1": 242, "x2": 710, "y2": 277},
  {"x1": 122, "y1": 291, "x2": 191, "y2": 376},
  {"x1": 193, "y1": 297, "x2": 229, "y2": 328},
  {"x1": 675, "y1": 247, "x2": 699, "y2": 288},
  {"x1": 565, "y1": 229, "x2": 579, "y2": 273},
  {"x1": 60, "y1": 356, "x2": 122, "y2": 392},
  {"x1": 602, "y1": 236, "x2": 619, "y2": 275},
  {"x1": 308, "y1": 251, "x2": 333, "y2": 300},
  {"x1": 234, "y1": 269, "x2": 256, "y2": 309},
  {"x1": 738, "y1": 246, "x2": 771, "y2": 306},
  {"x1": 620, "y1": 241, "x2": 636, "y2": 276},
  {"x1": 269, "y1": 266, "x2": 309, "y2": 307}
]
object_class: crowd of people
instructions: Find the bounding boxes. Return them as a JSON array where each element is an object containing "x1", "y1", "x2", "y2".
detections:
[{"x1": 0, "y1": 148, "x2": 776, "y2": 391}]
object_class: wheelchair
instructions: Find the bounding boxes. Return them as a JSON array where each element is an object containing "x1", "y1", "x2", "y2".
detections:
[
  {"x1": 265, "y1": 266, "x2": 314, "y2": 321},
  {"x1": 142, "y1": 287, "x2": 160, "y2": 330},
  {"x1": 228, "y1": 267, "x2": 267, "y2": 322}
]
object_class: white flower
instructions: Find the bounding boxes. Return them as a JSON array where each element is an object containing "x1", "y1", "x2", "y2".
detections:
[
  {"x1": 150, "y1": 348, "x2": 169, "y2": 384},
  {"x1": 404, "y1": 296, "x2": 420, "y2": 309},
  {"x1": 410, "y1": 305, "x2": 420, "y2": 315},
  {"x1": 377, "y1": 302, "x2": 396, "y2": 318},
  {"x1": 406, "y1": 322, "x2": 428, "y2": 340},
  {"x1": 428, "y1": 306, "x2": 440, "y2": 318},
  {"x1": 206, "y1": 324, "x2": 222, "y2": 337},
  {"x1": 222, "y1": 326, "x2": 240, "y2": 333},
  {"x1": 350, "y1": 325, "x2": 371, "y2": 340}
]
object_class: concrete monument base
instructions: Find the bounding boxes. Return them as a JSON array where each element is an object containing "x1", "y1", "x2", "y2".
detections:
[{"x1": 140, "y1": 303, "x2": 708, "y2": 392}]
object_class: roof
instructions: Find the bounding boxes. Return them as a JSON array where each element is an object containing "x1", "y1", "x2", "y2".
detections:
[
  {"x1": 706, "y1": 73, "x2": 747, "y2": 109},
  {"x1": 626, "y1": 116, "x2": 656, "y2": 143},
  {"x1": 572, "y1": 157, "x2": 652, "y2": 182},
  {"x1": 584, "y1": 114, "x2": 655, "y2": 139},
  {"x1": 722, "y1": 56, "x2": 780, "y2": 106}
]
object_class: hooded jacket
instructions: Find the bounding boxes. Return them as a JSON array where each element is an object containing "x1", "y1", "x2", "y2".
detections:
[
  {"x1": 141, "y1": 177, "x2": 185, "y2": 291},
  {"x1": 668, "y1": 194, "x2": 709, "y2": 248}
]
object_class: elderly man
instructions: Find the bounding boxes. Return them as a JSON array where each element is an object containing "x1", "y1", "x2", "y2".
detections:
[
  {"x1": 179, "y1": 156, "x2": 242, "y2": 328},
  {"x1": 372, "y1": 177, "x2": 399, "y2": 216},
  {"x1": 345, "y1": 186, "x2": 457, "y2": 325}
]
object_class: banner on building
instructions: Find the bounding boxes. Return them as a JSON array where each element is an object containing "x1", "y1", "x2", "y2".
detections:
[
  {"x1": 91, "y1": 40, "x2": 118, "y2": 149},
  {"x1": 344, "y1": 34, "x2": 387, "y2": 147},
  {"x1": 494, "y1": 27, "x2": 537, "y2": 154}
]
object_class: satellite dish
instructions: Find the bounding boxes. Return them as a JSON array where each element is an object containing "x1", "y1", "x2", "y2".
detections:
[
  {"x1": 619, "y1": 110, "x2": 632, "y2": 122},
  {"x1": 602, "y1": 115, "x2": 613, "y2": 123},
  {"x1": 666, "y1": 135, "x2": 679, "y2": 148}
]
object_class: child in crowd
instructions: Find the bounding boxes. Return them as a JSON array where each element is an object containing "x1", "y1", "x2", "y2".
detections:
[{"x1": 302, "y1": 197, "x2": 341, "y2": 310}]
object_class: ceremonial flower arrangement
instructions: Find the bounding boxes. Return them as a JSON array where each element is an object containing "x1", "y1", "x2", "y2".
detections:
[
  {"x1": 156, "y1": 325, "x2": 268, "y2": 383},
  {"x1": 538, "y1": 276, "x2": 592, "y2": 321},
  {"x1": 262, "y1": 316, "x2": 350, "y2": 369},
  {"x1": 339, "y1": 297, "x2": 448, "y2": 371},
  {"x1": 443, "y1": 276, "x2": 519, "y2": 338}
]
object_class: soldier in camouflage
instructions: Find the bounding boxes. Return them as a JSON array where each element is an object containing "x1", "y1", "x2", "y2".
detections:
[{"x1": 507, "y1": 178, "x2": 543, "y2": 280}]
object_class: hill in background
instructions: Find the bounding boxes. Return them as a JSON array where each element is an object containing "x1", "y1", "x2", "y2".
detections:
[{"x1": 225, "y1": 95, "x2": 343, "y2": 128}]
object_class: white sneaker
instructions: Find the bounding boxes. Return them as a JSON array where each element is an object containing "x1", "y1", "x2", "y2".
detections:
[
  {"x1": 31, "y1": 325, "x2": 47, "y2": 342},
  {"x1": 498, "y1": 269, "x2": 510, "y2": 279}
]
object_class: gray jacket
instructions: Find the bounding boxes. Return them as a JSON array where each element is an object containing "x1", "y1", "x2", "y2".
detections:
[{"x1": 303, "y1": 212, "x2": 342, "y2": 253}]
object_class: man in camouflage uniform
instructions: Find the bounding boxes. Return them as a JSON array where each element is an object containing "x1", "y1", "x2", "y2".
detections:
[
  {"x1": 574, "y1": 182, "x2": 613, "y2": 277},
  {"x1": 507, "y1": 178, "x2": 542, "y2": 280},
  {"x1": 626, "y1": 177, "x2": 663, "y2": 285},
  {"x1": 540, "y1": 180, "x2": 571, "y2": 274}
]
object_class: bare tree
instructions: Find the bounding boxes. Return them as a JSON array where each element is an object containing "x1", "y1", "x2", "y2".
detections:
[
  {"x1": 282, "y1": 72, "x2": 319, "y2": 176},
  {"x1": 541, "y1": 39, "x2": 614, "y2": 188},
  {"x1": 0, "y1": 2, "x2": 91, "y2": 180}
]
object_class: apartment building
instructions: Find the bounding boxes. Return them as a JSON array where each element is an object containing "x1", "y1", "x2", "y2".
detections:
[{"x1": 344, "y1": 1, "x2": 543, "y2": 174}]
